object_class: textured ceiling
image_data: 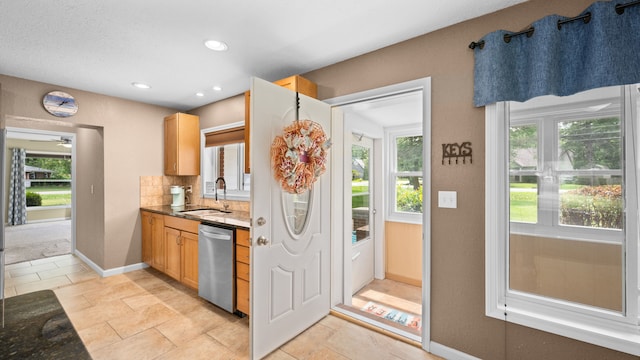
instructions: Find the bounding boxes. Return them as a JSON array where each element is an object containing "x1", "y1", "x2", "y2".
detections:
[{"x1": 0, "y1": 0, "x2": 525, "y2": 111}]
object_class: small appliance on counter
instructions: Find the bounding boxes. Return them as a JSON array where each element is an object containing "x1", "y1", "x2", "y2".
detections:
[{"x1": 170, "y1": 185, "x2": 185, "y2": 208}]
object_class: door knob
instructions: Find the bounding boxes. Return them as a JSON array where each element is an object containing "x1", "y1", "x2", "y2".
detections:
[{"x1": 256, "y1": 236, "x2": 269, "y2": 246}]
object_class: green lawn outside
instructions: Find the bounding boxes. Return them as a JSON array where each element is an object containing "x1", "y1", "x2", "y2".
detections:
[
  {"x1": 510, "y1": 190, "x2": 537, "y2": 223},
  {"x1": 28, "y1": 184, "x2": 71, "y2": 192},
  {"x1": 509, "y1": 183, "x2": 588, "y2": 223},
  {"x1": 352, "y1": 184, "x2": 369, "y2": 208},
  {"x1": 27, "y1": 184, "x2": 71, "y2": 206}
]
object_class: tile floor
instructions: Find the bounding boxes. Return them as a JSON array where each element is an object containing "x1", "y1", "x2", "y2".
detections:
[{"x1": 4, "y1": 255, "x2": 441, "y2": 359}]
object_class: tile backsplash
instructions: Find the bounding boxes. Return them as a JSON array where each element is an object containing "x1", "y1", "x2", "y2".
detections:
[{"x1": 140, "y1": 175, "x2": 249, "y2": 212}]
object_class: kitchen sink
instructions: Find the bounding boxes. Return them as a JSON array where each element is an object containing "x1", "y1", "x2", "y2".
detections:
[{"x1": 180, "y1": 208, "x2": 231, "y2": 216}]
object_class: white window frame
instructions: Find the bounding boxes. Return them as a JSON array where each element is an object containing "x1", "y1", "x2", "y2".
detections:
[
  {"x1": 386, "y1": 125, "x2": 423, "y2": 224},
  {"x1": 200, "y1": 122, "x2": 250, "y2": 201},
  {"x1": 485, "y1": 85, "x2": 640, "y2": 357}
]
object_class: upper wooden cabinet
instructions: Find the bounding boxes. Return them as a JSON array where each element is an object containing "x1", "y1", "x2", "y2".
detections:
[
  {"x1": 272, "y1": 75, "x2": 318, "y2": 98},
  {"x1": 164, "y1": 112, "x2": 200, "y2": 176},
  {"x1": 244, "y1": 75, "x2": 318, "y2": 173}
]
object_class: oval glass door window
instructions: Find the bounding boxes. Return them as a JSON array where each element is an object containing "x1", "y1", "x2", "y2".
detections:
[{"x1": 282, "y1": 190, "x2": 312, "y2": 236}]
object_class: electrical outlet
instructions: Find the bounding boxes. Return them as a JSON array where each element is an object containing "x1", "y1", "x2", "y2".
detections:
[{"x1": 438, "y1": 191, "x2": 457, "y2": 208}]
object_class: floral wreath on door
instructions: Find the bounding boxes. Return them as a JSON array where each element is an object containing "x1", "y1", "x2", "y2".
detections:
[{"x1": 270, "y1": 119, "x2": 331, "y2": 194}]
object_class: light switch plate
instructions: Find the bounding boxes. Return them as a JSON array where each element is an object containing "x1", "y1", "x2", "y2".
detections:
[{"x1": 438, "y1": 191, "x2": 457, "y2": 208}]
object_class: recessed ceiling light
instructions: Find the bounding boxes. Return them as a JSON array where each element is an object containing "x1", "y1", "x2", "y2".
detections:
[
  {"x1": 195, "y1": 92, "x2": 204, "y2": 97},
  {"x1": 212, "y1": 86, "x2": 222, "y2": 91},
  {"x1": 204, "y1": 40, "x2": 228, "y2": 51},
  {"x1": 131, "y1": 82, "x2": 151, "y2": 89}
]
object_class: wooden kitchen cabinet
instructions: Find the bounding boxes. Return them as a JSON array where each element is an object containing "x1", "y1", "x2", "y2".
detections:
[
  {"x1": 163, "y1": 215, "x2": 199, "y2": 289},
  {"x1": 164, "y1": 112, "x2": 200, "y2": 176},
  {"x1": 273, "y1": 75, "x2": 318, "y2": 98},
  {"x1": 244, "y1": 75, "x2": 318, "y2": 173},
  {"x1": 141, "y1": 210, "x2": 165, "y2": 271},
  {"x1": 235, "y1": 228, "x2": 251, "y2": 315}
]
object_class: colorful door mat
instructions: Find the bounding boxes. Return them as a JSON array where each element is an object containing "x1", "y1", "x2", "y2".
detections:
[{"x1": 361, "y1": 301, "x2": 422, "y2": 331}]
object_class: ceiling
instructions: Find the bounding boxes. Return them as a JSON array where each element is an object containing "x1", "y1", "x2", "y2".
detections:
[{"x1": 0, "y1": 0, "x2": 525, "y2": 111}]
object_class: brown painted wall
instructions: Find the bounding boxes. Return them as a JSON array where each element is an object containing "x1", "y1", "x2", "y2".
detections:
[
  {"x1": 0, "y1": 74, "x2": 177, "y2": 270},
  {"x1": 190, "y1": 94, "x2": 244, "y2": 130},
  {"x1": 303, "y1": 0, "x2": 638, "y2": 358}
]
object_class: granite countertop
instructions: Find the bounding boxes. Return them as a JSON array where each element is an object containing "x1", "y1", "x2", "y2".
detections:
[{"x1": 140, "y1": 204, "x2": 250, "y2": 229}]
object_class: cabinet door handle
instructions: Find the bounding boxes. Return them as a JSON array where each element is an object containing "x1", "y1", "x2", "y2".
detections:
[
  {"x1": 176, "y1": 236, "x2": 181, "y2": 245},
  {"x1": 173, "y1": 163, "x2": 177, "y2": 171}
]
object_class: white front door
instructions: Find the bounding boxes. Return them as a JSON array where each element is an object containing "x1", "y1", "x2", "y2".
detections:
[{"x1": 250, "y1": 77, "x2": 331, "y2": 359}]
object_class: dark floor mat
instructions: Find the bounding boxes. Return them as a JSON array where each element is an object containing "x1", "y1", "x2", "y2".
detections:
[{"x1": 0, "y1": 290, "x2": 90, "y2": 359}]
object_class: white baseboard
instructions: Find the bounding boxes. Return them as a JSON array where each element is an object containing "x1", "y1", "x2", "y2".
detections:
[
  {"x1": 430, "y1": 341, "x2": 480, "y2": 360},
  {"x1": 74, "y1": 250, "x2": 149, "y2": 278}
]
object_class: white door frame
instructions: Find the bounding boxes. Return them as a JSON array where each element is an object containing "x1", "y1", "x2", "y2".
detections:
[{"x1": 325, "y1": 77, "x2": 431, "y2": 350}]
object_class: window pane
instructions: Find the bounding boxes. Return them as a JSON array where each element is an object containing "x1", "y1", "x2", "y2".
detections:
[
  {"x1": 509, "y1": 176, "x2": 538, "y2": 223},
  {"x1": 507, "y1": 86, "x2": 625, "y2": 314},
  {"x1": 559, "y1": 175, "x2": 622, "y2": 230},
  {"x1": 396, "y1": 136, "x2": 423, "y2": 172},
  {"x1": 352, "y1": 143, "x2": 370, "y2": 242},
  {"x1": 352, "y1": 195, "x2": 370, "y2": 242},
  {"x1": 557, "y1": 117, "x2": 621, "y2": 171},
  {"x1": 25, "y1": 156, "x2": 72, "y2": 207},
  {"x1": 509, "y1": 234, "x2": 622, "y2": 312},
  {"x1": 396, "y1": 176, "x2": 422, "y2": 213},
  {"x1": 509, "y1": 124, "x2": 538, "y2": 171},
  {"x1": 203, "y1": 142, "x2": 248, "y2": 196}
]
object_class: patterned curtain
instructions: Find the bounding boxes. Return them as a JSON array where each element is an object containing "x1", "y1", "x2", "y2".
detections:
[
  {"x1": 472, "y1": 1, "x2": 640, "y2": 107},
  {"x1": 8, "y1": 148, "x2": 27, "y2": 226}
]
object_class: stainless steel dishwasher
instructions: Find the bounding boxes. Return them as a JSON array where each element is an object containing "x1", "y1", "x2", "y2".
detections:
[{"x1": 198, "y1": 223, "x2": 234, "y2": 313}]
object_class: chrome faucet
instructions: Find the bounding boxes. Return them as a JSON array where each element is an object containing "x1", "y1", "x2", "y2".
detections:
[{"x1": 214, "y1": 177, "x2": 226, "y2": 202}]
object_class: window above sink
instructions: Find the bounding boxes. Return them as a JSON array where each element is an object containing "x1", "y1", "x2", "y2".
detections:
[{"x1": 201, "y1": 122, "x2": 250, "y2": 201}]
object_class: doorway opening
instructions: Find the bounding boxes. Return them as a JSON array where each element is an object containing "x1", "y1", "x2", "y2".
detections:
[
  {"x1": 327, "y1": 77, "x2": 431, "y2": 347},
  {"x1": 4, "y1": 129, "x2": 74, "y2": 265}
]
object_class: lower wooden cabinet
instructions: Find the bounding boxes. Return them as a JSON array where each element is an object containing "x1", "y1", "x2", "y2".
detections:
[
  {"x1": 164, "y1": 215, "x2": 199, "y2": 289},
  {"x1": 141, "y1": 211, "x2": 165, "y2": 271},
  {"x1": 236, "y1": 228, "x2": 250, "y2": 315},
  {"x1": 142, "y1": 210, "x2": 199, "y2": 290}
]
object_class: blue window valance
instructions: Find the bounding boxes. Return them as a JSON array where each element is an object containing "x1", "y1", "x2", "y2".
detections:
[{"x1": 471, "y1": 1, "x2": 640, "y2": 107}]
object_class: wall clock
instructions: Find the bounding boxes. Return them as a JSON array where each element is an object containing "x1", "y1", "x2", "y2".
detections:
[{"x1": 42, "y1": 91, "x2": 78, "y2": 117}]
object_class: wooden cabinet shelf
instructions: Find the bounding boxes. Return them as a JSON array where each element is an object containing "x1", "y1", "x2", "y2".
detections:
[
  {"x1": 164, "y1": 112, "x2": 200, "y2": 176},
  {"x1": 235, "y1": 228, "x2": 251, "y2": 315},
  {"x1": 244, "y1": 75, "x2": 317, "y2": 173}
]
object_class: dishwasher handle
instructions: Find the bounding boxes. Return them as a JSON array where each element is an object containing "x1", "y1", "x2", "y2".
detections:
[{"x1": 199, "y1": 229, "x2": 232, "y2": 241}]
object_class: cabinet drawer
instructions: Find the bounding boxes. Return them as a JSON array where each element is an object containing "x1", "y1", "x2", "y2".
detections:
[
  {"x1": 237, "y1": 278, "x2": 250, "y2": 315},
  {"x1": 236, "y1": 245, "x2": 250, "y2": 264},
  {"x1": 236, "y1": 229, "x2": 250, "y2": 247},
  {"x1": 163, "y1": 215, "x2": 199, "y2": 233},
  {"x1": 236, "y1": 261, "x2": 249, "y2": 281}
]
